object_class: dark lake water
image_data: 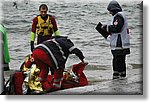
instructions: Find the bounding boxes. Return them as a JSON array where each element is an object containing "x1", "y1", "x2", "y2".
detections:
[{"x1": 2, "y1": 0, "x2": 143, "y2": 70}]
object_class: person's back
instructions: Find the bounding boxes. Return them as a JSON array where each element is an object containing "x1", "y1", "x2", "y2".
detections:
[{"x1": 36, "y1": 36, "x2": 84, "y2": 68}]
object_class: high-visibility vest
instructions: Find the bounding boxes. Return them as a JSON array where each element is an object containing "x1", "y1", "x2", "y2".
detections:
[
  {"x1": 110, "y1": 12, "x2": 130, "y2": 50},
  {"x1": 0, "y1": 24, "x2": 10, "y2": 63}
]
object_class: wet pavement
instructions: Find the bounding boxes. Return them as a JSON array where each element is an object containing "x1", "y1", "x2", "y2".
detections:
[
  {"x1": 46, "y1": 65, "x2": 143, "y2": 95},
  {"x1": 4, "y1": 64, "x2": 143, "y2": 95}
]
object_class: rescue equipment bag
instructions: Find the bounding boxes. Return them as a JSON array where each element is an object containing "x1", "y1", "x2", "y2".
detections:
[{"x1": 3, "y1": 71, "x2": 24, "y2": 95}]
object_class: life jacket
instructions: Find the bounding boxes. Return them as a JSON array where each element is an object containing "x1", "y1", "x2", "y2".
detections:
[
  {"x1": 110, "y1": 12, "x2": 130, "y2": 50},
  {"x1": 36, "y1": 15, "x2": 54, "y2": 36}
]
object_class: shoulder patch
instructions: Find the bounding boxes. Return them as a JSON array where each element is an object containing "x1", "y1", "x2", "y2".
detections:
[{"x1": 114, "y1": 19, "x2": 118, "y2": 26}]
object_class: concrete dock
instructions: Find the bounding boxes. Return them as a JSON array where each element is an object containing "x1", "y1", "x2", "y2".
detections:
[
  {"x1": 46, "y1": 64, "x2": 143, "y2": 95},
  {"x1": 4, "y1": 64, "x2": 143, "y2": 95}
]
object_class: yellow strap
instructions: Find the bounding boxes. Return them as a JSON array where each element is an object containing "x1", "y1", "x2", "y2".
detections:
[
  {"x1": 54, "y1": 30, "x2": 61, "y2": 36},
  {"x1": 30, "y1": 32, "x2": 36, "y2": 41}
]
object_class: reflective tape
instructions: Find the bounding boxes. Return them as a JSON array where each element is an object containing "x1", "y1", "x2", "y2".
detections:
[
  {"x1": 53, "y1": 77, "x2": 63, "y2": 83},
  {"x1": 52, "y1": 39, "x2": 66, "y2": 60},
  {"x1": 35, "y1": 44, "x2": 59, "y2": 69},
  {"x1": 53, "y1": 83, "x2": 61, "y2": 88},
  {"x1": 30, "y1": 32, "x2": 36, "y2": 41},
  {"x1": 54, "y1": 30, "x2": 61, "y2": 36},
  {"x1": 69, "y1": 46, "x2": 76, "y2": 52}
]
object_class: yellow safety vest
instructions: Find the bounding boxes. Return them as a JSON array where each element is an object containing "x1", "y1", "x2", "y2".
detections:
[{"x1": 36, "y1": 16, "x2": 54, "y2": 36}]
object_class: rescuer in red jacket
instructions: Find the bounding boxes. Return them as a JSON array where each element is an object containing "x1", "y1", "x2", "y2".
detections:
[
  {"x1": 30, "y1": 4, "x2": 60, "y2": 52},
  {"x1": 25, "y1": 36, "x2": 85, "y2": 92}
]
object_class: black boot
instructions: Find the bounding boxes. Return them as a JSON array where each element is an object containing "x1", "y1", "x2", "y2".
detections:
[
  {"x1": 119, "y1": 71, "x2": 126, "y2": 79},
  {"x1": 113, "y1": 71, "x2": 119, "y2": 79}
]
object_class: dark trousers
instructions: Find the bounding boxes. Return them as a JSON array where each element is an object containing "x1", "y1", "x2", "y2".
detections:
[
  {"x1": 112, "y1": 54, "x2": 126, "y2": 74},
  {"x1": 37, "y1": 35, "x2": 52, "y2": 44}
]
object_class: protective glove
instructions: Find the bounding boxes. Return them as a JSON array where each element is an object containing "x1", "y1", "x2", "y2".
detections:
[{"x1": 30, "y1": 41, "x2": 34, "y2": 52}]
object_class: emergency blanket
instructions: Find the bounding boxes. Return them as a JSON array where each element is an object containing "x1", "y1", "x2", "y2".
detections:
[{"x1": 14, "y1": 62, "x2": 88, "y2": 95}]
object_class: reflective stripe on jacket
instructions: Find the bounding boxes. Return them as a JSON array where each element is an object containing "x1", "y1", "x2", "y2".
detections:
[
  {"x1": 35, "y1": 38, "x2": 75, "y2": 69},
  {"x1": 35, "y1": 37, "x2": 84, "y2": 69}
]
